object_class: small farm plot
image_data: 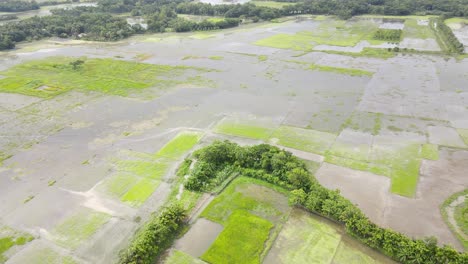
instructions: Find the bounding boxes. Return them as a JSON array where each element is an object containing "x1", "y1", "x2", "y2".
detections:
[
  {"x1": 50, "y1": 207, "x2": 110, "y2": 250},
  {"x1": 97, "y1": 131, "x2": 203, "y2": 207},
  {"x1": 6, "y1": 240, "x2": 77, "y2": 264},
  {"x1": 164, "y1": 177, "x2": 291, "y2": 264},
  {"x1": 264, "y1": 209, "x2": 395, "y2": 264},
  {"x1": 325, "y1": 131, "x2": 429, "y2": 197}
]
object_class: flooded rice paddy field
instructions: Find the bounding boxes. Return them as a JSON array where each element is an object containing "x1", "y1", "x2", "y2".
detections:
[{"x1": 0, "y1": 16, "x2": 467, "y2": 263}]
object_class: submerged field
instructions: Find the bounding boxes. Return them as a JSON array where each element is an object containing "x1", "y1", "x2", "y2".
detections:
[{"x1": 0, "y1": 14, "x2": 467, "y2": 263}]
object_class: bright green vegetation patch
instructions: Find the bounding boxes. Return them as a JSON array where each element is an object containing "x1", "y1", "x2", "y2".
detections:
[
  {"x1": 269, "y1": 209, "x2": 341, "y2": 264},
  {"x1": 309, "y1": 64, "x2": 373, "y2": 77},
  {"x1": 421, "y1": 144, "x2": 439, "y2": 160},
  {"x1": 457, "y1": 129, "x2": 468, "y2": 145},
  {"x1": 164, "y1": 250, "x2": 205, "y2": 264},
  {"x1": 100, "y1": 174, "x2": 142, "y2": 198},
  {"x1": 251, "y1": 1, "x2": 293, "y2": 9},
  {"x1": 0, "y1": 226, "x2": 34, "y2": 262},
  {"x1": 317, "y1": 47, "x2": 396, "y2": 59},
  {"x1": 402, "y1": 18, "x2": 436, "y2": 39},
  {"x1": 271, "y1": 126, "x2": 336, "y2": 155},
  {"x1": 254, "y1": 33, "x2": 315, "y2": 51},
  {"x1": 373, "y1": 29, "x2": 402, "y2": 42},
  {"x1": 201, "y1": 210, "x2": 273, "y2": 264},
  {"x1": 209, "y1": 56, "x2": 223, "y2": 60},
  {"x1": 258, "y1": 55, "x2": 268, "y2": 62},
  {"x1": 155, "y1": 131, "x2": 203, "y2": 159},
  {"x1": 51, "y1": 208, "x2": 110, "y2": 249},
  {"x1": 371, "y1": 144, "x2": 421, "y2": 197},
  {"x1": 325, "y1": 155, "x2": 391, "y2": 176},
  {"x1": 214, "y1": 120, "x2": 275, "y2": 140},
  {"x1": 201, "y1": 177, "x2": 289, "y2": 224},
  {"x1": 121, "y1": 178, "x2": 160, "y2": 207},
  {"x1": 7, "y1": 246, "x2": 76, "y2": 264},
  {"x1": 0, "y1": 57, "x2": 212, "y2": 98}
]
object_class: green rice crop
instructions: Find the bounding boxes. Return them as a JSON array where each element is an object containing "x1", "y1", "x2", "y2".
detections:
[{"x1": 201, "y1": 210, "x2": 273, "y2": 264}]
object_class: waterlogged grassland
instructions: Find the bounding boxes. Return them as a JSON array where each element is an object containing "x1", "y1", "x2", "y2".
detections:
[
  {"x1": 0, "y1": 226, "x2": 34, "y2": 263},
  {"x1": 0, "y1": 57, "x2": 212, "y2": 98},
  {"x1": 201, "y1": 177, "x2": 289, "y2": 224},
  {"x1": 402, "y1": 18, "x2": 436, "y2": 39},
  {"x1": 308, "y1": 64, "x2": 374, "y2": 77},
  {"x1": 51, "y1": 208, "x2": 110, "y2": 249},
  {"x1": 7, "y1": 246, "x2": 77, "y2": 264},
  {"x1": 155, "y1": 132, "x2": 203, "y2": 159},
  {"x1": 214, "y1": 120, "x2": 275, "y2": 140},
  {"x1": 457, "y1": 129, "x2": 468, "y2": 145},
  {"x1": 165, "y1": 250, "x2": 205, "y2": 264},
  {"x1": 201, "y1": 210, "x2": 274, "y2": 264},
  {"x1": 254, "y1": 33, "x2": 315, "y2": 51},
  {"x1": 325, "y1": 134, "x2": 425, "y2": 197},
  {"x1": 272, "y1": 126, "x2": 337, "y2": 155},
  {"x1": 266, "y1": 209, "x2": 388, "y2": 264},
  {"x1": 255, "y1": 19, "x2": 382, "y2": 51},
  {"x1": 421, "y1": 144, "x2": 439, "y2": 160},
  {"x1": 102, "y1": 132, "x2": 202, "y2": 206},
  {"x1": 333, "y1": 243, "x2": 379, "y2": 264},
  {"x1": 272, "y1": 210, "x2": 341, "y2": 263}
]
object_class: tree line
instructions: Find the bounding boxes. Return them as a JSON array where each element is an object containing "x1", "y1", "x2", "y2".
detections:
[
  {"x1": 0, "y1": 1, "x2": 39, "y2": 12},
  {"x1": 118, "y1": 204, "x2": 186, "y2": 264},
  {"x1": 1, "y1": 0, "x2": 467, "y2": 51},
  {"x1": 431, "y1": 17, "x2": 465, "y2": 54},
  {"x1": 184, "y1": 140, "x2": 468, "y2": 264}
]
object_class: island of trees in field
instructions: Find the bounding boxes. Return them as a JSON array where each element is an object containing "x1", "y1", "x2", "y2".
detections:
[{"x1": 0, "y1": 0, "x2": 467, "y2": 51}]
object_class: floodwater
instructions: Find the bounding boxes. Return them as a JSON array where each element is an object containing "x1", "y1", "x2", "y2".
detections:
[{"x1": 0, "y1": 16, "x2": 467, "y2": 263}]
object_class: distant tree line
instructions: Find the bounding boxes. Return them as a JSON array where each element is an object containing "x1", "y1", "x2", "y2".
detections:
[
  {"x1": 0, "y1": 7, "x2": 138, "y2": 50},
  {"x1": 185, "y1": 140, "x2": 468, "y2": 264},
  {"x1": 1, "y1": 0, "x2": 467, "y2": 51},
  {"x1": 0, "y1": 0, "x2": 39, "y2": 12}
]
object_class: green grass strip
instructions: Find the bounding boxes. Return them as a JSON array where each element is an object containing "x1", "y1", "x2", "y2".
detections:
[
  {"x1": 309, "y1": 64, "x2": 374, "y2": 77},
  {"x1": 421, "y1": 144, "x2": 439, "y2": 160}
]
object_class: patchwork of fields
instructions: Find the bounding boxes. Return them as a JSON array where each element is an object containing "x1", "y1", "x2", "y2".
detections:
[{"x1": 0, "y1": 14, "x2": 467, "y2": 263}]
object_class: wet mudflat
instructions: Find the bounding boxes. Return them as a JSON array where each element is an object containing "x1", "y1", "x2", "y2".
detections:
[{"x1": 0, "y1": 16, "x2": 467, "y2": 263}]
